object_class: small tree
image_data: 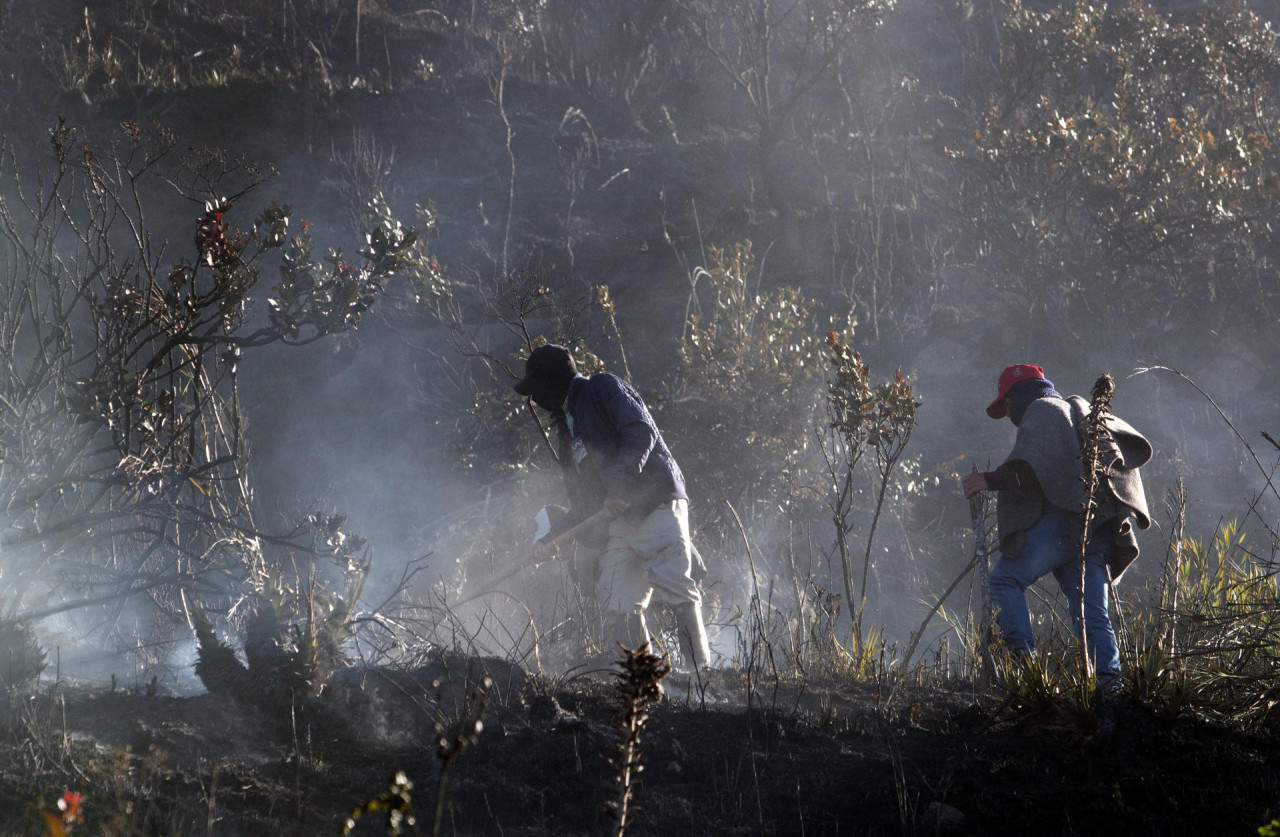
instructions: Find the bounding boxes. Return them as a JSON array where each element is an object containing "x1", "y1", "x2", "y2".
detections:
[
  {"x1": 0, "y1": 120, "x2": 414, "y2": 647},
  {"x1": 820, "y1": 330, "x2": 917, "y2": 644}
]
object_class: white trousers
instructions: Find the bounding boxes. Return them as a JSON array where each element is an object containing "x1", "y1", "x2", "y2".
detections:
[{"x1": 595, "y1": 499, "x2": 701, "y2": 614}]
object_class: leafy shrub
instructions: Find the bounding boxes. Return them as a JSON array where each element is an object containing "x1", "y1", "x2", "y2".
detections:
[
  {"x1": 667, "y1": 240, "x2": 832, "y2": 533},
  {"x1": 952, "y1": 1, "x2": 1280, "y2": 334}
]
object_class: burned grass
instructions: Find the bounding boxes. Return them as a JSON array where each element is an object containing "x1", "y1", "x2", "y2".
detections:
[{"x1": 0, "y1": 659, "x2": 1276, "y2": 836}]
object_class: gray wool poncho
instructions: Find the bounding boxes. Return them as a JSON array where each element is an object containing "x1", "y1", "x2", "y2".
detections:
[{"x1": 996, "y1": 395, "x2": 1152, "y2": 582}]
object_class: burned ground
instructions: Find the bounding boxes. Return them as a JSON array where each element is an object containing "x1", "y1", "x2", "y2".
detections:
[{"x1": 2, "y1": 655, "x2": 1277, "y2": 835}]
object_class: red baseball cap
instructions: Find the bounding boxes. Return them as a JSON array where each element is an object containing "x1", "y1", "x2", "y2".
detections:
[{"x1": 986, "y1": 364, "x2": 1045, "y2": 419}]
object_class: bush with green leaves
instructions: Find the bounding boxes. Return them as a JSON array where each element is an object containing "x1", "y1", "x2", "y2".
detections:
[{"x1": 1135, "y1": 520, "x2": 1280, "y2": 726}]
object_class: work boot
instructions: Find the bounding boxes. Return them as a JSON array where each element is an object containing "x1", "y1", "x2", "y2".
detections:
[
  {"x1": 674, "y1": 601, "x2": 712, "y2": 672},
  {"x1": 604, "y1": 610, "x2": 651, "y2": 657}
]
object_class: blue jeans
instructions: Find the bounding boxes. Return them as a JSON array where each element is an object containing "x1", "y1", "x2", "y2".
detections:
[{"x1": 989, "y1": 507, "x2": 1121, "y2": 683}]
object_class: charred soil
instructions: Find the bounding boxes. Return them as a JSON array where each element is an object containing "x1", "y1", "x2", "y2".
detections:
[{"x1": 1, "y1": 656, "x2": 1277, "y2": 836}]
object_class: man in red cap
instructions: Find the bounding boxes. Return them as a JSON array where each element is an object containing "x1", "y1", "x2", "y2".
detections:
[
  {"x1": 513, "y1": 343, "x2": 713, "y2": 672},
  {"x1": 961, "y1": 364, "x2": 1151, "y2": 689}
]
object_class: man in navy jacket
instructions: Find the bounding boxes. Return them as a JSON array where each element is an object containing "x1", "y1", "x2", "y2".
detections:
[{"x1": 514, "y1": 344, "x2": 712, "y2": 670}]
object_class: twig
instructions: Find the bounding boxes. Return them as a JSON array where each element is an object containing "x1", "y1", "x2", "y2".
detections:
[
  {"x1": 726, "y1": 500, "x2": 779, "y2": 702},
  {"x1": 1133, "y1": 365, "x2": 1280, "y2": 537},
  {"x1": 898, "y1": 550, "x2": 981, "y2": 677}
]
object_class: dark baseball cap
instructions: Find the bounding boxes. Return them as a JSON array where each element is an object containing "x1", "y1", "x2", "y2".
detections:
[{"x1": 513, "y1": 344, "x2": 577, "y2": 396}]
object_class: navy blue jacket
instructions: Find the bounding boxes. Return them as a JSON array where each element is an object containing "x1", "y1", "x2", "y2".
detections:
[{"x1": 560, "y1": 373, "x2": 687, "y2": 520}]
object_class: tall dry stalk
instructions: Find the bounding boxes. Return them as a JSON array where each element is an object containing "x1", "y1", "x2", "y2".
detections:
[
  {"x1": 1159, "y1": 479, "x2": 1188, "y2": 661},
  {"x1": 606, "y1": 643, "x2": 670, "y2": 837},
  {"x1": 727, "y1": 499, "x2": 778, "y2": 707},
  {"x1": 431, "y1": 677, "x2": 491, "y2": 837},
  {"x1": 1075, "y1": 373, "x2": 1116, "y2": 682}
]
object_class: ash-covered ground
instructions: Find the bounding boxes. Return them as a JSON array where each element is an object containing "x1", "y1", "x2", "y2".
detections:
[{"x1": 3, "y1": 653, "x2": 1277, "y2": 836}]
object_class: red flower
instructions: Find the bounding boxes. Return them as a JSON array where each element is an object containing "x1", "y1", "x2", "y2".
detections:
[
  {"x1": 40, "y1": 790, "x2": 83, "y2": 836},
  {"x1": 59, "y1": 791, "x2": 83, "y2": 823}
]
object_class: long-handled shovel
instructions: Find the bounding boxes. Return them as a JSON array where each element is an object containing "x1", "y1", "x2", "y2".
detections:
[
  {"x1": 451, "y1": 507, "x2": 614, "y2": 608},
  {"x1": 970, "y1": 480, "x2": 996, "y2": 680}
]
